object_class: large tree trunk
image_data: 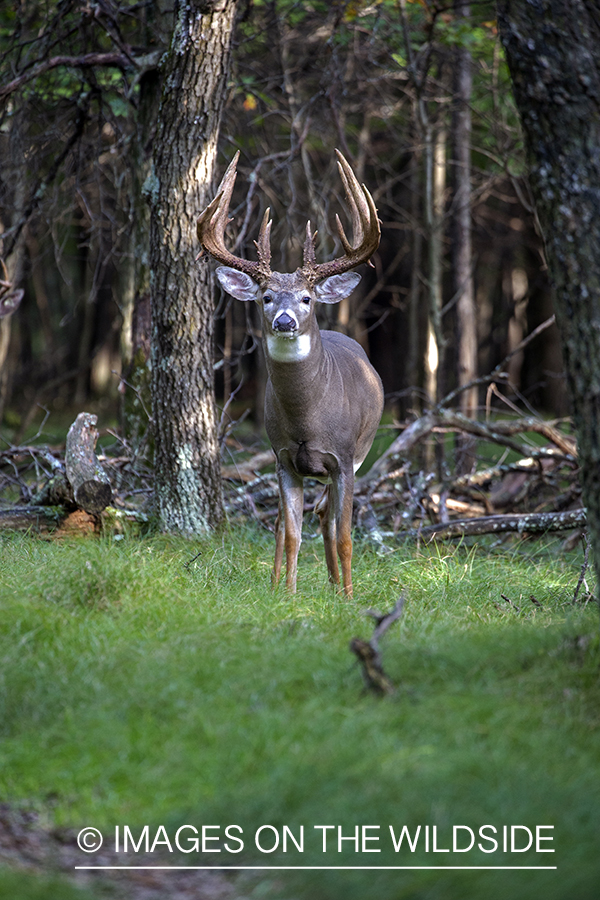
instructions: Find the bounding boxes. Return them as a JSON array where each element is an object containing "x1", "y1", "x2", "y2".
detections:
[
  {"x1": 149, "y1": 0, "x2": 238, "y2": 534},
  {"x1": 497, "y1": 1, "x2": 600, "y2": 587},
  {"x1": 121, "y1": 3, "x2": 172, "y2": 456}
]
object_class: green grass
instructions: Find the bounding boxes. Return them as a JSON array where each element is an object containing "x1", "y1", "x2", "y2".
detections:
[{"x1": 0, "y1": 528, "x2": 599, "y2": 899}]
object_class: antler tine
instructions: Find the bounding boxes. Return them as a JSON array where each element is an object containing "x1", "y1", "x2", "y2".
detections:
[
  {"x1": 335, "y1": 151, "x2": 368, "y2": 248},
  {"x1": 254, "y1": 207, "x2": 272, "y2": 272},
  {"x1": 301, "y1": 150, "x2": 380, "y2": 285},
  {"x1": 197, "y1": 151, "x2": 272, "y2": 283},
  {"x1": 303, "y1": 220, "x2": 318, "y2": 269}
]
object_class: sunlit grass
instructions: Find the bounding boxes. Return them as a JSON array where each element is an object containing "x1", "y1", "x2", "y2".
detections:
[{"x1": 0, "y1": 529, "x2": 598, "y2": 899}]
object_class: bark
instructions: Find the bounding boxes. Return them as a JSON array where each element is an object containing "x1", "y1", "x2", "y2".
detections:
[
  {"x1": 406, "y1": 153, "x2": 423, "y2": 409},
  {"x1": 497, "y1": 1, "x2": 600, "y2": 591},
  {"x1": 451, "y1": 1, "x2": 477, "y2": 471},
  {"x1": 121, "y1": 3, "x2": 171, "y2": 452},
  {"x1": 149, "y1": 0, "x2": 238, "y2": 534},
  {"x1": 0, "y1": 507, "x2": 68, "y2": 532},
  {"x1": 404, "y1": 508, "x2": 586, "y2": 542},
  {"x1": 0, "y1": 112, "x2": 27, "y2": 423},
  {"x1": 65, "y1": 413, "x2": 112, "y2": 514}
]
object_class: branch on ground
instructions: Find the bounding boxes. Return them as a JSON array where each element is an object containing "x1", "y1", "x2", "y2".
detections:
[{"x1": 350, "y1": 594, "x2": 405, "y2": 695}]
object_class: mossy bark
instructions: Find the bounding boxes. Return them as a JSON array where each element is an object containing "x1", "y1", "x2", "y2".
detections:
[
  {"x1": 498, "y1": 1, "x2": 600, "y2": 589},
  {"x1": 149, "y1": 0, "x2": 238, "y2": 534}
]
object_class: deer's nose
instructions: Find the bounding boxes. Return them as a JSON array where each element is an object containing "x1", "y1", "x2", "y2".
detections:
[{"x1": 273, "y1": 311, "x2": 297, "y2": 332}]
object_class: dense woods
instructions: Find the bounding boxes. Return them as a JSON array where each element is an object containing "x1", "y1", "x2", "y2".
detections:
[
  {"x1": 0, "y1": 1, "x2": 564, "y2": 416},
  {"x1": 0, "y1": 0, "x2": 590, "y2": 547}
]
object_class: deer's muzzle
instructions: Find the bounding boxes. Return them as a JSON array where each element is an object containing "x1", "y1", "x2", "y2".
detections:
[{"x1": 273, "y1": 311, "x2": 297, "y2": 333}]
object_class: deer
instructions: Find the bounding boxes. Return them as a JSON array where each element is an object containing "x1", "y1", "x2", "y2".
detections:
[{"x1": 197, "y1": 150, "x2": 384, "y2": 597}]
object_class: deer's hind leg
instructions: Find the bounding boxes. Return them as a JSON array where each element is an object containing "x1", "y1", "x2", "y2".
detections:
[
  {"x1": 331, "y1": 469, "x2": 354, "y2": 598},
  {"x1": 315, "y1": 486, "x2": 340, "y2": 587}
]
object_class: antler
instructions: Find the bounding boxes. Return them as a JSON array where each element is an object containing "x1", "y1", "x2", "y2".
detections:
[
  {"x1": 197, "y1": 151, "x2": 272, "y2": 284},
  {"x1": 301, "y1": 149, "x2": 380, "y2": 286}
]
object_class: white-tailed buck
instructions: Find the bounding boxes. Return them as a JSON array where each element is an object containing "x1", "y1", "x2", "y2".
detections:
[{"x1": 197, "y1": 151, "x2": 383, "y2": 596}]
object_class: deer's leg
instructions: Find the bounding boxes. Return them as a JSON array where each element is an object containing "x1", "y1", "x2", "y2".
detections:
[
  {"x1": 333, "y1": 469, "x2": 355, "y2": 598},
  {"x1": 271, "y1": 501, "x2": 285, "y2": 587},
  {"x1": 315, "y1": 486, "x2": 340, "y2": 586},
  {"x1": 277, "y1": 466, "x2": 304, "y2": 593}
]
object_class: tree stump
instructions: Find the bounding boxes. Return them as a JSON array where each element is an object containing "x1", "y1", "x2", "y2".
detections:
[{"x1": 65, "y1": 413, "x2": 112, "y2": 514}]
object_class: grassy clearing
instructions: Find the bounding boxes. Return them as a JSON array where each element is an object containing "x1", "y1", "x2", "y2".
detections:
[{"x1": 0, "y1": 527, "x2": 599, "y2": 899}]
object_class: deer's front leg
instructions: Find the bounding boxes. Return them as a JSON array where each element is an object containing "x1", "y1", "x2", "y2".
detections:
[
  {"x1": 271, "y1": 502, "x2": 285, "y2": 587},
  {"x1": 332, "y1": 468, "x2": 355, "y2": 598},
  {"x1": 275, "y1": 466, "x2": 304, "y2": 593},
  {"x1": 315, "y1": 486, "x2": 340, "y2": 587}
]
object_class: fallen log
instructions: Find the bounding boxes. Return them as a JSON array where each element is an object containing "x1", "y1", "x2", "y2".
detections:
[
  {"x1": 400, "y1": 508, "x2": 586, "y2": 542},
  {"x1": 65, "y1": 413, "x2": 112, "y2": 514},
  {"x1": 0, "y1": 506, "x2": 67, "y2": 532}
]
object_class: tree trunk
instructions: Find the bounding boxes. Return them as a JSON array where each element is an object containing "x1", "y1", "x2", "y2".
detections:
[
  {"x1": 423, "y1": 121, "x2": 446, "y2": 409},
  {"x1": 121, "y1": 3, "x2": 172, "y2": 455},
  {"x1": 452, "y1": 1, "x2": 477, "y2": 473},
  {"x1": 149, "y1": 0, "x2": 238, "y2": 534},
  {"x1": 497, "y1": 1, "x2": 600, "y2": 589},
  {"x1": 121, "y1": 67, "x2": 161, "y2": 458},
  {"x1": 406, "y1": 151, "x2": 423, "y2": 411}
]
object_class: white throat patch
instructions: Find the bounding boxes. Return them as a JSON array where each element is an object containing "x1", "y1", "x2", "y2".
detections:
[{"x1": 266, "y1": 333, "x2": 312, "y2": 362}]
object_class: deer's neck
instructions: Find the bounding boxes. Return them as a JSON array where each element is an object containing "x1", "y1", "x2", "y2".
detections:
[
  {"x1": 264, "y1": 322, "x2": 325, "y2": 395},
  {"x1": 266, "y1": 332, "x2": 313, "y2": 363}
]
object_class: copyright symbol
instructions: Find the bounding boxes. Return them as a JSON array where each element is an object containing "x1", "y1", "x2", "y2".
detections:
[{"x1": 77, "y1": 827, "x2": 103, "y2": 852}]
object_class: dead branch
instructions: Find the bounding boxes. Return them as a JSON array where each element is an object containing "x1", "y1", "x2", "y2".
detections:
[
  {"x1": 365, "y1": 408, "x2": 575, "y2": 481},
  {"x1": 399, "y1": 508, "x2": 586, "y2": 542},
  {"x1": 0, "y1": 51, "x2": 161, "y2": 101},
  {"x1": 350, "y1": 594, "x2": 405, "y2": 695},
  {"x1": 222, "y1": 449, "x2": 276, "y2": 482},
  {"x1": 500, "y1": 593, "x2": 520, "y2": 612},
  {"x1": 572, "y1": 533, "x2": 595, "y2": 603},
  {"x1": 440, "y1": 315, "x2": 557, "y2": 410}
]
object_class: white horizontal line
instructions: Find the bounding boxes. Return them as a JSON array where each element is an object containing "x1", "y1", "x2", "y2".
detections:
[{"x1": 74, "y1": 865, "x2": 558, "y2": 871}]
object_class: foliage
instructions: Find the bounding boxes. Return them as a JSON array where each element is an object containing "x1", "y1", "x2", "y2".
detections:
[
  {"x1": 0, "y1": 0, "x2": 551, "y2": 428},
  {"x1": 0, "y1": 530, "x2": 598, "y2": 898}
]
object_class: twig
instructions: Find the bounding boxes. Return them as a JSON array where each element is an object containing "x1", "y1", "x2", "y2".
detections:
[
  {"x1": 439, "y1": 315, "x2": 556, "y2": 411},
  {"x1": 500, "y1": 593, "x2": 520, "y2": 612},
  {"x1": 350, "y1": 594, "x2": 405, "y2": 695},
  {"x1": 572, "y1": 533, "x2": 595, "y2": 603}
]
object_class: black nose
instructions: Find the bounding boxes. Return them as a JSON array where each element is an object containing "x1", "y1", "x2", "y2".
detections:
[{"x1": 274, "y1": 312, "x2": 296, "y2": 332}]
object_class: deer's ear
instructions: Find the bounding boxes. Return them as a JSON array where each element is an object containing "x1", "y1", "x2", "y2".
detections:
[
  {"x1": 314, "y1": 272, "x2": 361, "y2": 304},
  {"x1": 216, "y1": 266, "x2": 260, "y2": 302}
]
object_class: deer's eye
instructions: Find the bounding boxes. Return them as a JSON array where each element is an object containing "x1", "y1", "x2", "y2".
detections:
[
  {"x1": 302, "y1": 295, "x2": 311, "y2": 305},
  {"x1": 263, "y1": 294, "x2": 272, "y2": 304}
]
